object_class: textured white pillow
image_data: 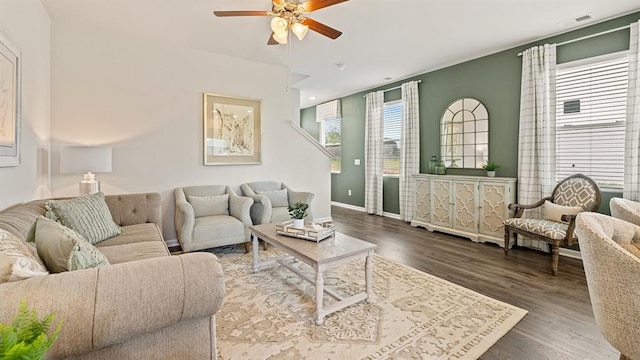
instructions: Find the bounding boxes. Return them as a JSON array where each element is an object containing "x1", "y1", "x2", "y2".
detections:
[
  {"x1": 257, "y1": 189, "x2": 289, "y2": 208},
  {"x1": 544, "y1": 200, "x2": 583, "y2": 223},
  {"x1": 0, "y1": 229, "x2": 48, "y2": 283},
  {"x1": 188, "y1": 194, "x2": 229, "y2": 217}
]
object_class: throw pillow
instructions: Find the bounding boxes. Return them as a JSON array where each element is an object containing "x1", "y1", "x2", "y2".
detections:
[
  {"x1": 46, "y1": 192, "x2": 122, "y2": 244},
  {"x1": 256, "y1": 188, "x2": 289, "y2": 208},
  {"x1": 33, "y1": 216, "x2": 110, "y2": 273},
  {"x1": 0, "y1": 229, "x2": 49, "y2": 284},
  {"x1": 187, "y1": 194, "x2": 229, "y2": 217},
  {"x1": 544, "y1": 200, "x2": 583, "y2": 223}
]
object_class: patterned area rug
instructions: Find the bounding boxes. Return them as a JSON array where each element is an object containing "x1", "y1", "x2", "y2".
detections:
[{"x1": 213, "y1": 247, "x2": 527, "y2": 360}]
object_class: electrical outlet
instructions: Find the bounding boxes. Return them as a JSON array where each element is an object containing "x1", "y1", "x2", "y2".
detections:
[{"x1": 348, "y1": 190, "x2": 352, "y2": 196}]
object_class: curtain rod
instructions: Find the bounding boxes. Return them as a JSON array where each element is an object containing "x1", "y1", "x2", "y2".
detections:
[
  {"x1": 363, "y1": 80, "x2": 422, "y2": 97},
  {"x1": 517, "y1": 24, "x2": 631, "y2": 56}
]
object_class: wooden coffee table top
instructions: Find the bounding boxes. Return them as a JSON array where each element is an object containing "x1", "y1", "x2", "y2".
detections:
[{"x1": 250, "y1": 223, "x2": 376, "y2": 265}]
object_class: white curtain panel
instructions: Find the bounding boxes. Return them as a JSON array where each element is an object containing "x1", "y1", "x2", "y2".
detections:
[
  {"x1": 625, "y1": 21, "x2": 640, "y2": 201},
  {"x1": 399, "y1": 81, "x2": 420, "y2": 222},
  {"x1": 365, "y1": 91, "x2": 384, "y2": 215},
  {"x1": 517, "y1": 44, "x2": 557, "y2": 251}
]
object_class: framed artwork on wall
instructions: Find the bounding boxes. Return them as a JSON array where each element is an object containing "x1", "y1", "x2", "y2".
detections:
[
  {"x1": 0, "y1": 30, "x2": 21, "y2": 167},
  {"x1": 203, "y1": 93, "x2": 262, "y2": 165}
]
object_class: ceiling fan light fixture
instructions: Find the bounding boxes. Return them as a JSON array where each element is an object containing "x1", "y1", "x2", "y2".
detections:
[
  {"x1": 292, "y1": 22, "x2": 309, "y2": 40},
  {"x1": 270, "y1": 16, "x2": 289, "y2": 34},
  {"x1": 273, "y1": 31, "x2": 288, "y2": 44}
]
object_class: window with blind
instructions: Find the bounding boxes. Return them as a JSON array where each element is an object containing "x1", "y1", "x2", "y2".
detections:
[
  {"x1": 321, "y1": 118, "x2": 341, "y2": 173},
  {"x1": 383, "y1": 101, "x2": 403, "y2": 175},
  {"x1": 556, "y1": 52, "x2": 628, "y2": 187}
]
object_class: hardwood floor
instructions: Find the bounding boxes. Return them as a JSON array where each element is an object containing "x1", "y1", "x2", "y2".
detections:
[{"x1": 330, "y1": 205, "x2": 618, "y2": 360}]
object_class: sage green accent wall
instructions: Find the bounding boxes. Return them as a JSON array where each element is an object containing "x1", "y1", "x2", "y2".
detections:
[{"x1": 302, "y1": 12, "x2": 639, "y2": 214}]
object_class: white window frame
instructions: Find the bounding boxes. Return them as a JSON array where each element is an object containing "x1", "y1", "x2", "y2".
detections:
[
  {"x1": 555, "y1": 50, "x2": 628, "y2": 190},
  {"x1": 383, "y1": 100, "x2": 403, "y2": 178}
]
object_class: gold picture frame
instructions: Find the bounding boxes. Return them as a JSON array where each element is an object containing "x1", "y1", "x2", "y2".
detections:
[
  {"x1": 203, "y1": 93, "x2": 262, "y2": 165},
  {"x1": 0, "y1": 30, "x2": 21, "y2": 167}
]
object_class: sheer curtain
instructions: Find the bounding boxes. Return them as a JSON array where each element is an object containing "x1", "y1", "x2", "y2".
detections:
[
  {"x1": 625, "y1": 21, "x2": 640, "y2": 201},
  {"x1": 365, "y1": 91, "x2": 384, "y2": 215},
  {"x1": 517, "y1": 44, "x2": 557, "y2": 251},
  {"x1": 399, "y1": 81, "x2": 420, "y2": 222}
]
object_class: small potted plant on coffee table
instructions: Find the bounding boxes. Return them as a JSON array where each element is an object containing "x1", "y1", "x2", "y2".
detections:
[
  {"x1": 288, "y1": 202, "x2": 309, "y2": 229},
  {"x1": 482, "y1": 161, "x2": 500, "y2": 177}
]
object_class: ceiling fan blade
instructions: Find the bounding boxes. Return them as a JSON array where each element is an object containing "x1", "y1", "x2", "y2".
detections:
[
  {"x1": 272, "y1": 0, "x2": 285, "y2": 4},
  {"x1": 303, "y1": 18, "x2": 342, "y2": 39},
  {"x1": 213, "y1": 10, "x2": 269, "y2": 17},
  {"x1": 267, "y1": 33, "x2": 278, "y2": 45},
  {"x1": 301, "y1": 0, "x2": 348, "y2": 12}
]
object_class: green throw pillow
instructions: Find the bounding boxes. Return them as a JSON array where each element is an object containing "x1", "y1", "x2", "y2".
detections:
[
  {"x1": 46, "y1": 192, "x2": 122, "y2": 244},
  {"x1": 256, "y1": 189, "x2": 289, "y2": 207},
  {"x1": 187, "y1": 194, "x2": 229, "y2": 217},
  {"x1": 33, "y1": 216, "x2": 110, "y2": 273}
]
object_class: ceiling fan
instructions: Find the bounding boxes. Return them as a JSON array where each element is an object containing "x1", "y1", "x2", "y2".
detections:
[{"x1": 213, "y1": 0, "x2": 348, "y2": 45}]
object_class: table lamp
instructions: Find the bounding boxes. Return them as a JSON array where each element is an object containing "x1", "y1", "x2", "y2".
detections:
[{"x1": 60, "y1": 146, "x2": 112, "y2": 196}]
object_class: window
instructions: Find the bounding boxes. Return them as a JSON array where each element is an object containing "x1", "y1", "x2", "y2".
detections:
[
  {"x1": 383, "y1": 101, "x2": 402, "y2": 175},
  {"x1": 317, "y1": 100, "x2": 342, "y2": 173},
  {"x1": 556, "y1": 52, "x2": 628, "y2": 187},
  {"x1": 321, "y1": 119, "x2": 341, "y2": 173}
]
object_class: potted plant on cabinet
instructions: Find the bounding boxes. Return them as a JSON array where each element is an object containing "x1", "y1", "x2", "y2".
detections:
[
  {"x1": 288, "y1": 202, "x2": 309, "y2": 229},
  {"x1": 482, "y1": 161, "x2": 500, "y2": 177}
]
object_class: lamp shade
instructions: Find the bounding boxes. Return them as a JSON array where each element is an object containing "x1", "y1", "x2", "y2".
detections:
[{"x1": 60, "y1": 146, "x2": 112, "y2": 174}]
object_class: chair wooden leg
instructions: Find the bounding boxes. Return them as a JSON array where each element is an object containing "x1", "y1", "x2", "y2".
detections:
[
  {"x1": 620, "y1": 353, "x2": 631, "y2": 360},
  {"x1": 263, "y1": 240, "x2": 267, "y2": 251},
  {"x1": 551, "y1": 241, "x2": 560, "y2": 276},
  {"x1": 503, "y1": 228, "x2": 511, "y2": 256},
  {"x1": 243, "y1": 242, "x2": 250, "y2": 254}
]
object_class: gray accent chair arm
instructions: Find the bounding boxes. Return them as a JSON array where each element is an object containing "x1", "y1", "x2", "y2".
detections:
[
  {"x1": 240, "y1": 183, "x2": 272, "y2": 225},
  {"x1": 174, "y1": 188, "x2": 195, "y2": 246},
  {"x1": 228, "y1": 187, "x2": 254, "y2": 226},
  {"x1": 284, "y1": 184, "x2": 315, "y2": 221},
  {"x1": 611, "y1": 197, "x2": 640, "y2": 226}
]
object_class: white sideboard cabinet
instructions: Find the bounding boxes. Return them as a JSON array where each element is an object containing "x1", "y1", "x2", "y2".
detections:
[{"x1": 411, "y1": 174, "x2": 516, "y2": 247}]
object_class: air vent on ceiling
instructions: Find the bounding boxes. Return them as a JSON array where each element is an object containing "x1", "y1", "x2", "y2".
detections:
[
  {"x1": 557, "y1": 13, "x2": 593, "y2": 28},
  {"x1": 575, "y1": 14, "x2": 593, "y2": 23}
]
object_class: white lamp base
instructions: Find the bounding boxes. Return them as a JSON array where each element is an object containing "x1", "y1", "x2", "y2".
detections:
[{"x1": 79, "y1": 172, "x2": 100, "y2": 196}]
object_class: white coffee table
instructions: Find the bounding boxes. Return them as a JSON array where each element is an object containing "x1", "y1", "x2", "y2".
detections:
[{"x1": 250, "y1": 223, "x2": 377, "y2": 325}]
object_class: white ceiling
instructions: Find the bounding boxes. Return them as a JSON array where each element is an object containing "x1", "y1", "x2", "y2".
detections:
[{"x1": 41, "y1": 0, "x2": 640, "y2": 108}]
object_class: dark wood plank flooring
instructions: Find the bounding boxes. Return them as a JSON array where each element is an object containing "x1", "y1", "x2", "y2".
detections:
[{"x1": 330, "y1": 205, "x2": 617, "y2": 360}]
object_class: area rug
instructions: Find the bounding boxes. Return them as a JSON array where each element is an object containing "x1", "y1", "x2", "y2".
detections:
[{"x1": 213, "y1": 247, "x2": 527, "y2": 360}]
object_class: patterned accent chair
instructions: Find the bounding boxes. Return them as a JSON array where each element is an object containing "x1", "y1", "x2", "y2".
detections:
[
  {"x1": 610, "y1": 197, "x2": 640, "y2": 226},
  {"x1": 503, "y1": 174, "x2": 601, "y2": 275},
  {"x1": 575, "y1": 213, "x2": 640, "y2": 360}
]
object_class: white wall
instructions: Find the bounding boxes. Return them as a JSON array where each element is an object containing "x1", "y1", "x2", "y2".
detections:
[
  {"x1": 50, "y1": 21, "x2": 331, "y2": 240},
  {"x1": 0, "y1": 0, "x2": 51, "y2": 210}
]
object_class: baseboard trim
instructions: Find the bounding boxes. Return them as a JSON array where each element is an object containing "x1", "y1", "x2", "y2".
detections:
[
  {"x1": 331, "y1": 201, "x2": 401, "y2": 220},
  {"x1": 559, "y1": 248, "x2": 582, "y2": 259},
  {"x1": 165, "y1": 238, "x2": 179, "y2": 248}
]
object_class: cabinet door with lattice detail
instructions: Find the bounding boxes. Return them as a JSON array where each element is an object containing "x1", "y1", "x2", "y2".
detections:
[
  {"x1": 414, "y1": 178, "x2": 431, "y2": 222},
  {"x1": 430, "y1": 180, "x2": 452, "y2": 227},
  {"x1": 452, "y1": 180, "x2": 478, "y2": 233},
  {"x1": 479, "y1": 182, "x2": 512, "y2": 237}
]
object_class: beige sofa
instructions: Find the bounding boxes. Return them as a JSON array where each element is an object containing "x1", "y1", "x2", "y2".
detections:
[{"x1": 0, "y1": 193, "x2": 225, "y2": 360}]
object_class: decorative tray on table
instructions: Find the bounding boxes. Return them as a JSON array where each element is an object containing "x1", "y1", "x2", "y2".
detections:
[{"x1": 275, "y1": 221, "x2": 335, "y2": 242}]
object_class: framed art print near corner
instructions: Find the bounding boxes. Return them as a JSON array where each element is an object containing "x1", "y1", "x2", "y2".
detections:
[
  {"x1": 203, "y1": 93, "x2": 262, "y2": 165},
  {"x1": 0, "y1": 30, "x2": 21, "y2": 167}
]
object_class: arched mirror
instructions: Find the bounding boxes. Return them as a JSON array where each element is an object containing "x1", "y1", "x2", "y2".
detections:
[{"x1": 440, "y1": 98, "x2": 489, "y2": 168}]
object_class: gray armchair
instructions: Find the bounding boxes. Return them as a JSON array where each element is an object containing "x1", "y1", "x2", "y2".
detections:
[
  {"x1": 575, "y1": 213, "x2": 640, "y2": 360},
  {"x1": 175, "y1": 185, "x2": 253, "y2": 252},
  {"x1": 610, "y1": 197, "x2": 640, "y2": 226},
  {"x1": 240, "y1": 181, "x2": 314, "y2": 225}
]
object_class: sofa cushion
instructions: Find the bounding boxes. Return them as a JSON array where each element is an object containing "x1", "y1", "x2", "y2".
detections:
[
  {"x1": 271, "y1": 206, "x2": 291, "y2": 223},
  {"x1": 96, "y1": 223, "x2": 164, "y2": 247},
  {"x1": 0, "y1": 229, "x2": 48, "y2": 283},
  {"x1": 98, "y1": 241, "x2": 170, "y2": 264},
  {"x1": 33, "y1": 216, "x2": 110, "y2": 273},
  {"x1": 188, "y1": 194, "x2": 229, "y2": 217},
  {"x1": 46, "y1": 192, "x2": 122, "y2": 244},
  {"x1": 256, "y1": 189, "x2": 288, "y2": 207}
]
